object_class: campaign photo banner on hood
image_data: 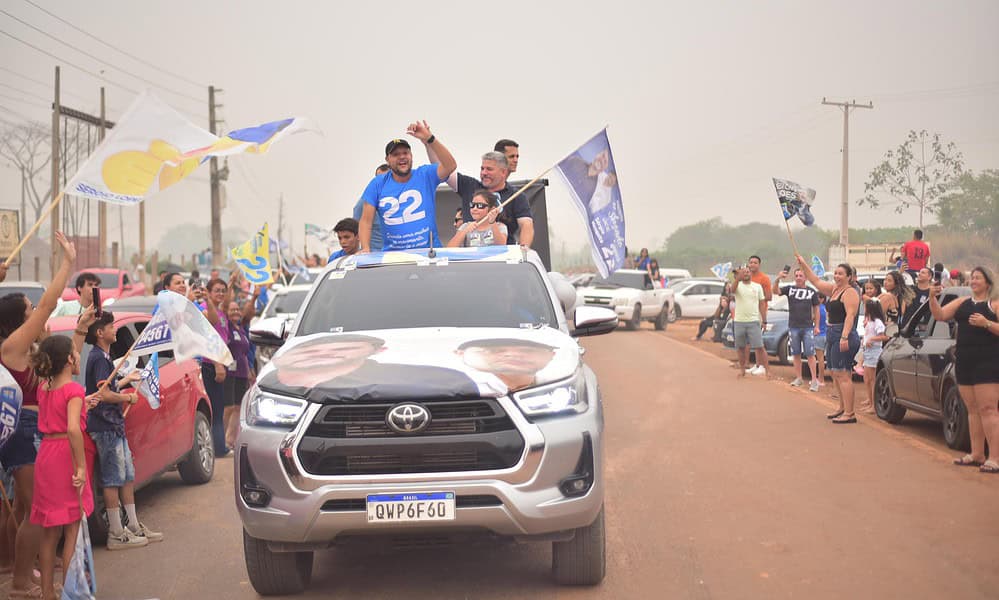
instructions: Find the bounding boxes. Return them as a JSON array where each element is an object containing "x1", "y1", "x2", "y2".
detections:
[{"x1": 256, "y1": 328, "x2": 579, "y2": 404}]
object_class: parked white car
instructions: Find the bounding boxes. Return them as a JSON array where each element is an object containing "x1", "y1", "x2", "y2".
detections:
[
  {"x1": 576, "y1": 269, "x2": 674, "y2": 330},
  {"x1": 670, "y1": 278, "x2": 727, "y2": 320}
]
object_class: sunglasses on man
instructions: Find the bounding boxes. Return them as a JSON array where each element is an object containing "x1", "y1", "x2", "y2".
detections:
[{"x1": 470, "y1": 202, "x2": 492, "y2": 210}]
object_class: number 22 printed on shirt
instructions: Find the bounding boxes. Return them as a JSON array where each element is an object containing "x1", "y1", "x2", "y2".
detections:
[{"x1": 379, "y1": 190, "x2": 426, "y2": 225}]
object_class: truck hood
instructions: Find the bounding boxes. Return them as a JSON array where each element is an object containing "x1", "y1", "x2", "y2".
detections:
[
  {"x1": 578, "y1": 286, "x2": 635, "y2": 300},
  {"x1": 256, "y1": 327, "x2": 581, "y2": 404}
]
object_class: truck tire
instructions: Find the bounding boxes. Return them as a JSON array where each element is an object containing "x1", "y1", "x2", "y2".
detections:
[
  {"x1": 243, "y1": 529, "x2": 313, "y2": 596},
  {"x1": 654, "y1": 305, "x2": 669, "y2": 330},
  {"x1": 941, "y1": 384, "x2": 971, "y2": 451},
  {"x1": 552, "y1": 506, "x2": 606, "y2": 586},
  {"x1": 625, "y1": 304, "x2": 641, "y2": 331},
  {"x1": 178, "y1": 411, "x2": 215, "y2": 485},
  {"x1": 874, "y1": 368, "x2": 906, "y2": 424},
  {"x1": 669, "y1": 303, "x2": 680, "y2": 323}
]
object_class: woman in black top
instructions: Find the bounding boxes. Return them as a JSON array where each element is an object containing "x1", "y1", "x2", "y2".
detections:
[
  {"x1": 882, "y1": 271, "x2": 913, "y2": 328},
  {"x1": 797, "y1": 254, "x2": 861, "y2": 423},
  {"x1": 928, "y1": 266, "x2": 999, "y2": 474}
]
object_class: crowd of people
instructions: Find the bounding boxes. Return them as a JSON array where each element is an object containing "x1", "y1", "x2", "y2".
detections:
[
  {"x1": 687, "y1": 230, "x2": 998, "y2": 474},
  {"x1": 0, "y1": 237, "x2": 274, "y2": 598}
]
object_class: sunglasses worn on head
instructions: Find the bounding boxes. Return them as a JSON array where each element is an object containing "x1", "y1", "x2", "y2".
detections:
[{"x1": 470, "y1": 202, "x2": 491, "y2": 209}]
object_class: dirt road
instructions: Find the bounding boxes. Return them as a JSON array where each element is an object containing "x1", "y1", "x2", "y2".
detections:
[{"x1": 75, "y1": 323, "x2": 997, "y2": 599}]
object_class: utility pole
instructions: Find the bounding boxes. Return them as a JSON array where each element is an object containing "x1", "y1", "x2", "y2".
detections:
[
  {"x1": 277, "y1": 193, "x2": 284, "y2": 266},
  {"x1": 822, "y1": 98, "x2": 873, "y2": 246},
  {"x1": 98, "y1": 87, "x2": 107, "y2": 265},
  {"x1": 50, "y1": 66, "x2": 60, "y2": 275},
  {"x1": 209, "y1": 85, "x2": 224, "y2": 266}
]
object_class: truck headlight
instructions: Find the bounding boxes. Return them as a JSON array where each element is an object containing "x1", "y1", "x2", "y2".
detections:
[
  {"x1": 245, "y1": 391, "x2": 307, "y2": 428},
  {"x1": 611, "y1": 298, "x2": 628, "y2": 307},
  {"x1": 513, "y1": 372, "x2": 588, "y2": 417}
]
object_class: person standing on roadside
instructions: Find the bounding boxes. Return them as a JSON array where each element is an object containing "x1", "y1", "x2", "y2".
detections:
[
  {"x1": 796, "y1": 255, "x2": 861, "y2": 424},
  {"x1": 746, "y1": 255, "x2": 773, "y2": 373},
  {"x1": 900, "y1": 229, "x2": 930, "y2": 279},
  {"x1": 881, "y1": 272, "x2": 912, "y2": 332},
  {"x1": 197, "y1": 278, "x2": 232, "y2": 457},
  {"x1": 903, "y1": 267, "x2": 933, "y2": 325},
  {"x1": 773, "y1": 266, "x2": 821, "y2": 391},
  {"x1": 928, "y1": 267, "x2": 999, "y2": 474},
  {"x1": 359, "y1": 122, "x2": 457, "y2": 252},
  {"x1": 858, "y1": 299, "x2": 889, "y2": 414},
  {"x1": 51, "y1": 272, "x2": 101, "y2": 317},
  {"x1": 732, "y1": 266, "x2": 768, "y2": 378}
]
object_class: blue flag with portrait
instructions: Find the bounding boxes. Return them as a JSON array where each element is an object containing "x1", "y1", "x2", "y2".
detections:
[
  {"x1": 555, "y1": 128, "x2": 625, "y2": 278},
  {"x1": 0, "y1": 366, "x2": 22, "y2": 451}
]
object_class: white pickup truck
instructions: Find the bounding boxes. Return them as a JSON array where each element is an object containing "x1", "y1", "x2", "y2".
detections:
[{"x1": 576, "y1": 269, "x2": 674, "y2": 331}]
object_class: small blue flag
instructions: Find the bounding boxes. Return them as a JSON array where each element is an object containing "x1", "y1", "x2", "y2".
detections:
[
  {"x1": 710, "y1": 262, "x2": 733, "y2": 280},
  {"x1": 811, "y1": 255, "x2": 826, "y2": 278},
  {"x1": 138, "y1": 353, "x2": 161, "y2": 409}
]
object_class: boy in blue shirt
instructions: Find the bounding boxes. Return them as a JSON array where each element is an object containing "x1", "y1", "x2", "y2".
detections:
[
  {"x1": 358, "y1": 121, "x2": 457, "y2": 252},
  {"x1": 86, "y1": 312, "x2": 164, "y2": 549}
]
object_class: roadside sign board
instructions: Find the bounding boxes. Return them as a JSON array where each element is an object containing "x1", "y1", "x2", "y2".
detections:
[{"x1": 0, "y1": 210, "x2": 20, "y2": 266}]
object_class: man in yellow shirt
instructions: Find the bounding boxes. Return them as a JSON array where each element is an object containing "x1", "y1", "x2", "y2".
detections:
[{"x1": 732, "y1": 266, "x2": 768, "y2": 377}]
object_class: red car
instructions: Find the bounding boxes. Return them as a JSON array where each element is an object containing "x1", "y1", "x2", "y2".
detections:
[
  {"x1": 49, "y1": 313, "x2": 215, "y2": 542},
  {"x1": 61, "y1": 268, "x2": 147, "y2": 304}
]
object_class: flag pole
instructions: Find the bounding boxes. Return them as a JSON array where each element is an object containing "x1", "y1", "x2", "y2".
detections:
[
  {"x1": 3, "y1": 191, "x2": 66, "y2": 267},
  {"x1": 783, "y1": 218, "x2": 801, "y2": 257}
]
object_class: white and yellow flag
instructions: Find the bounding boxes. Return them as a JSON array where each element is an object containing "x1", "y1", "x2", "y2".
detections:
[
  {"x1": 65, "y1": 90, "x2": 316, "y2": 205},
  {"x1": 231, "y1": 223, "x2": 274, "y2": 285}
]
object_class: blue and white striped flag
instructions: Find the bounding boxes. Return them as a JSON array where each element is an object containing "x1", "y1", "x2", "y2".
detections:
[
  {"x1": 710, "y1": 262, "x2": 733, "y2": 280},
  {"x1": 138, "y1": 353, "x2": 161, "y2": 409}
]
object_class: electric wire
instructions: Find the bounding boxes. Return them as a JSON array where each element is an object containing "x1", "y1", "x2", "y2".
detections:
[
  {"x1": 21, "y1": 0, "x2": 206, "y2": 90},
  {"x1": 0, "y1": 8, "x2": 205, "y2": 107}
]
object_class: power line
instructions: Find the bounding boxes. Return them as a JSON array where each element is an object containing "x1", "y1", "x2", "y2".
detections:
[
  {"x1": 0, "y1": 91, "x2": 47, "y2": 110},
  {"x1": 0, "y1": 28, "x2": 207, "y2": 122},
  {"x1": 21, "y1": 0, "x2": 206, "y2": 90},
  {"x1": 0, "y1": 65, "x2": 91, "y2": 104},
  {"x1": 0, "y1": 81, "x2": 49, "y2": 103},
  {"x1": 0, "y1": 8, "x2": 206, "y2": 107}
]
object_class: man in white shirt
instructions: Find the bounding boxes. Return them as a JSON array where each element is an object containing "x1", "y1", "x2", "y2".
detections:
[
  {"x1": 731, "y1": 266, "x2": 768, "y2": 377},
  {"x1": 51, "y1": 271, "x2": 100, "y2": 317}
]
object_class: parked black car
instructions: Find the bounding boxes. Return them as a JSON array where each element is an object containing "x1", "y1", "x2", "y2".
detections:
[{"x1": 874, "y1": 287, "x2": 972, "y2": 449}]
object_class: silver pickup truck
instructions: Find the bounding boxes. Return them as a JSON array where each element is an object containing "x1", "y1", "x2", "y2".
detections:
[{"x1": 236, "y1": 246, "x2": 617, "y2": 595}]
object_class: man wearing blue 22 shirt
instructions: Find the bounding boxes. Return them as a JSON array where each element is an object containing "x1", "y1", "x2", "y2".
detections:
[{"x1": 358, "y1": 121, "x2": 458, "y2": 252}]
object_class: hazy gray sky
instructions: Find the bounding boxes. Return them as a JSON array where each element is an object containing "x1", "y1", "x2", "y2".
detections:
[{"x1": 1, "y1": 0, "x2": 997, "y2": 259}]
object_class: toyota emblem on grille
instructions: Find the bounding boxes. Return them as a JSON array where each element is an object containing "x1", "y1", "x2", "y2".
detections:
[{"x1": 386, "y1": 403, "x2": 430, "y2": 433}]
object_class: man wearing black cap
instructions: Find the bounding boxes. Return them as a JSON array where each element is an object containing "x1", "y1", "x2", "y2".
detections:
[{"x1": 358, "y1": 121, "x2": 457, "y2": 252}]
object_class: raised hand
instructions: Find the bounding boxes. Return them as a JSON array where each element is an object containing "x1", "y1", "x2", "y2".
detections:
[
  {"x1": 55, "y1": 231, "x2": 77, "y2": 264},
  {"x1": 406, "y1": 120, "x2": 432, "y2": 143}
]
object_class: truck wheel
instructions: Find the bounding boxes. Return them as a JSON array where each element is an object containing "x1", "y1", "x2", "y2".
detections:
[
  {"x1": 669, "y1": 304, "x2": 680, "y2": 323},
  {"x1": 243, "y1": 529, "x2": 313, "y2": 596},
  {"x1": 625, "y1": 304, "x2": 641, "y2": 331},
  {"x1": 552, "y1": 506, "x2": 606, "y2": 586},
  {"x1": 178, "y1": 411, "x2": 215, "y2": 485},
  {"x1": 777, "y1": 334, "x2": 790, "y2": 366},
  {"x1": 874, "y1": 368, "x2": 906, "y2": 424},
  {"x1": 654, "y1": 305, "x2": 669, "y2": 330},
  {"x1": 941, "y1": 384, "x2": 970, "y2": 451}
]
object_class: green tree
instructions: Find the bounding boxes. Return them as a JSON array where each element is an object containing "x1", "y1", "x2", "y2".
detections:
[
  {"x1": 858, "y1": 130, "x2": 964, "y2": 228},
  {"x1": 936, "y1": 170, "x2": 998, "y2": 242}
]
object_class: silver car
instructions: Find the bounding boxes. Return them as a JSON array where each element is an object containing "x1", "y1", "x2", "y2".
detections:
[{"x1": 236, "y1": 247, "x2": 617, "y2": 595}]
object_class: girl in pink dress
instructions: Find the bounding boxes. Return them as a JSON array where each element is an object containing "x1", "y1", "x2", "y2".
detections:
[{"x1": 29, "y1": 335, "x2": 92, "y2": 600}]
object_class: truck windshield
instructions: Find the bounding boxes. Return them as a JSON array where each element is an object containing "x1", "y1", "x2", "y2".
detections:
[{"x1": 296, "y1": 262, "x2": 558, "y2": 334}]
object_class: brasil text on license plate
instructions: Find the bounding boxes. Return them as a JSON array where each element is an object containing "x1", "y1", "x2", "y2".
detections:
[{"x1": 366, "y1": 492, "x2": 456, "y2": 522}]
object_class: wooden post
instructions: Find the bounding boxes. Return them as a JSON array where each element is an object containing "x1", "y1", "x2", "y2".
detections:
[
  {"x1": 111, "y1": 242, "x2": 119, "y2": 268},
  {"x1": 98, "y1": 88, "x2": 108, "y2": 265},
  {"x1": 33, "y1": 256, "x2": 40, "y2": 281},
  {"x1": 50, "y1": 66, "x2": 61, "y2": 274}
]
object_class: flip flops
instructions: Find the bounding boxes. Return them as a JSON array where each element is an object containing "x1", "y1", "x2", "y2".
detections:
[
  {"x1": 980, "y1": 460, "x2": 999, "y2": 474},
  {"x1": 953, "y1": 455, "x2": 984, "y2": 467}
]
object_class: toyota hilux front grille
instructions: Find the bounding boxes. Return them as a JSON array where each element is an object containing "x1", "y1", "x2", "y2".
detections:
[{"x1": 296, "y1": 399, "x2": 525, "y2": 476}]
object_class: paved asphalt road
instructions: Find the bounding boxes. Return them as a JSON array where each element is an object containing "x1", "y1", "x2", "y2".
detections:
[{"x1": 80, "y1": 321, "x2": 996, "y2": 599}]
